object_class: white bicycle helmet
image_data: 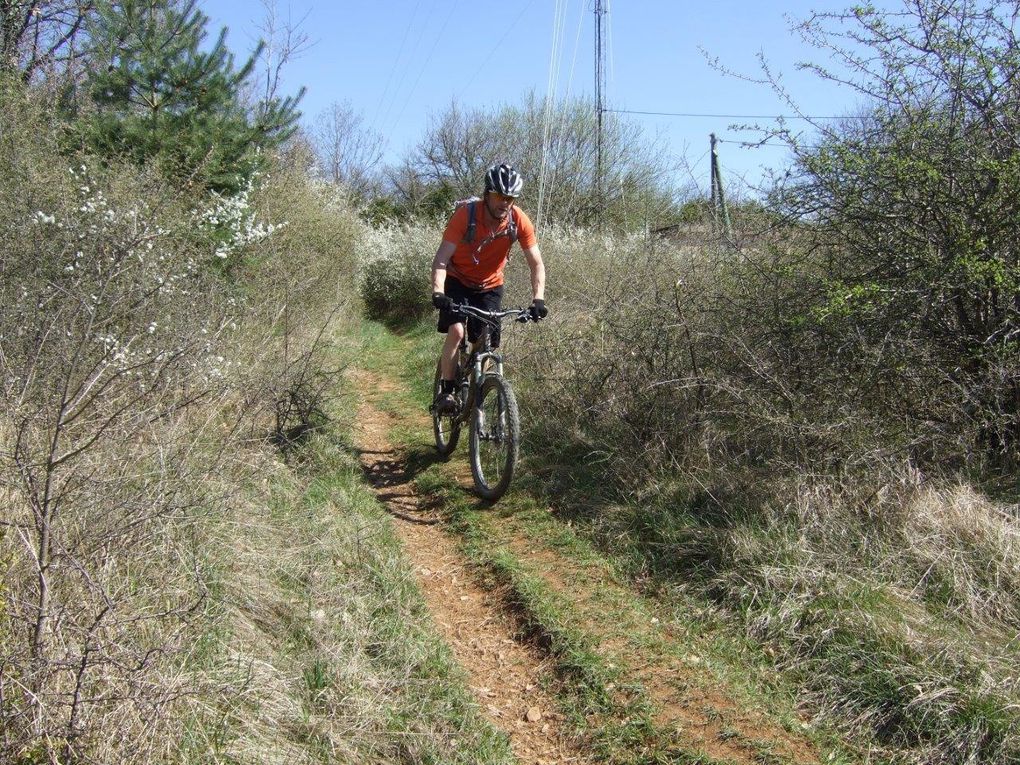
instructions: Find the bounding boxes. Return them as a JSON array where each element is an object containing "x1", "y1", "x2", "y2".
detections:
[{"x1": 484, "y1": 163, "x2": 524, "y2": 197}]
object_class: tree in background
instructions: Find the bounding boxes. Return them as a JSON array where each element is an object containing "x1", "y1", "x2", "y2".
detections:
[
  {"x1": 76, "y1": 0, "x2": 302, "y2": 193},
  {"x1": 769, "y1": 0, "x2": 1020, "y2": 464},
  {"x1": 311, "y1": 100, "x2": 385, "y2": 200},
  {"x1": 0, "y1": 0, "x2": 94, "y2": 84},
  {"x1": 395, "y1": 93, "x2": 682, "y2": 230}
]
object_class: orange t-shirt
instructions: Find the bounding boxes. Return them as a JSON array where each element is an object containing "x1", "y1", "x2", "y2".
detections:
[{"x1": 442, "y1": 202, "x2": 537, "y2": 290}]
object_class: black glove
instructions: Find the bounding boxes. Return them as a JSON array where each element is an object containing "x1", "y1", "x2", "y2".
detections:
[
  {"x1": 529, "y1": 299, "x2": 548, "y2": 322},
  {"x1": 432, "y1": 291, "x2": 452, "y2": 312}
]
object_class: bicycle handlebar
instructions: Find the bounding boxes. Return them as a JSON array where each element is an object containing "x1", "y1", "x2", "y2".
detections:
[{"x1": 448, "y1": 303, "x2": 534, "y2": 326}]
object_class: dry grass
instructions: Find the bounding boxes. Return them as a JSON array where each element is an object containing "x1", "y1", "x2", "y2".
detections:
[
  {"x1": 167, "y1": 433, "x2": 509, "y2": 765},
  {"x1": 495, "y1": 221, "x2": 1020, "y2": 764}
]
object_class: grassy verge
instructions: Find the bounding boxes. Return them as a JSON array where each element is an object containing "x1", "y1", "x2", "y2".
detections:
[
  {"x1": 507, "y1": 379, "x2": 1020, "y2": 762},
  {"x1": 505, "y1": 451, "x2": 1020, "y2": 765}
]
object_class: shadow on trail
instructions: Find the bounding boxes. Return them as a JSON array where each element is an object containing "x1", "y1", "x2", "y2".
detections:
[
  {"x1": 358, "y1": 442, "x2": 454, "y2": 525},
  {"x1": 399, "y1": 442, "x2": 501, "y2": 513}
]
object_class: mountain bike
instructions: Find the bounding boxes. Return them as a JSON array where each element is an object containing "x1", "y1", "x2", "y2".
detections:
[{"x1": 430, "y1": 304, "x2": 533, "y2": 501}]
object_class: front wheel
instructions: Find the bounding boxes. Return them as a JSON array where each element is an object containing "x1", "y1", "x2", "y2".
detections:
[
  {"x1": 469, "y1": 374, "x2": 521, "y2": 501},
  {"x1": 432, "y1": 362, "x2": 461, "y2": 458}
]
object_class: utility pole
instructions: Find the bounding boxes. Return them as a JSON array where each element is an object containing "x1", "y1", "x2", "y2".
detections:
[
  {"x1": 710, "y1": 133, "x2": 732, "y2": 239},
  {"x1": 594, "y1": 0, "x2": 607, "y2": 228}
]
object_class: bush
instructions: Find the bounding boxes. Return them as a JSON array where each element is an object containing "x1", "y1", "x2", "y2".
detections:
[
  {"x1": 1, "y1": 81, "x2": 244, "y2": 759},
  {"x1": 773, "y1": 0, "x2": 1020, "y2": 467},
  {"x1": 239, "y1": 148, "x2": 362, "y2": 444},
  {"x1": 0, "y1": 83, "x2": 363, "y2": 763},
  {"x1": 357, "y1": 220, "x2": 437, "y2": 322}
]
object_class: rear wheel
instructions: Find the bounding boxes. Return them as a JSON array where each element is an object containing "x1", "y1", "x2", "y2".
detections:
[
  {"x1": 469, "y1": 374, "x2": 520, "y2": 501},
  {"x1": 432, "y1": 362, "x2": 461, "y2": 457}
]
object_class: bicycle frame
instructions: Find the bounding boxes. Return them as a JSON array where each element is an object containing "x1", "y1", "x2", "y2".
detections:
[{"x1": 449, "y1": 306, "x2": 527, "y2": 423}]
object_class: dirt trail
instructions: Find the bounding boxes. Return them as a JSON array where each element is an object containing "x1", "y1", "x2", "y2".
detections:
[
  {"x1": 349, "y1": 368, "x2": 587, "y2": 765},
  {"x1": 501, "y1": 538, "x2": 821, "y2": 765},
  {"x1": 348, "y1": 362, "x2": 823, "y2": 765}
]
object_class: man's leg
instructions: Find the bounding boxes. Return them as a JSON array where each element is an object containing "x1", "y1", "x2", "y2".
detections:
[
  {"x1": 434, "y1": 316, "x2": 465, "y2": 414},
  {"x1": 440, "y1": 321, "x2": 465, "y2": 380}
]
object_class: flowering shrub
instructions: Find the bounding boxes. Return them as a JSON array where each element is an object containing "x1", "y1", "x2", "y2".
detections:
[
  {"x1": 195, "y1": 174, "x2": 288, "y2": 268},
  {"x1": 0, "y1": 100, "x2": 264, "y2": 757},
  {"x1": 358, "y1": 220, "x2": 438, "y2": 320}
]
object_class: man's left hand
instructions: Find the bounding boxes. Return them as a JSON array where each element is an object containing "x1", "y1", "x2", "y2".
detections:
[{"x1": 529, "y1": 299, "x2": 548, "y2": 322}]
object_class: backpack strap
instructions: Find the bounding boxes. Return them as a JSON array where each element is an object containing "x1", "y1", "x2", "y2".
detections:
[
  {"x1": 462, "y1": 201, "x2": 478, "y2": 244},
  {"x1": 461, "y1": 200, "x2": 518, "y2": 249}
]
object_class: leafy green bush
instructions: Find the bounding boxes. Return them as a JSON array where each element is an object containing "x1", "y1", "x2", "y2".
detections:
[
  {"x1": 1, "y1": 79, "x2": 245, "y2": 761},
  {"x1": 772, "y1": 0, "x2": 1020, "y2": 467},
  {"x1": 239, "y1": 148, "x2": 363, "y2": 443}
]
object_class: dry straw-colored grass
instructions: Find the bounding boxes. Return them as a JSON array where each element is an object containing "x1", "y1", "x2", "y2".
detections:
[{"x1": 497, "y1": 221, "x2": 1020, "y2": 763}]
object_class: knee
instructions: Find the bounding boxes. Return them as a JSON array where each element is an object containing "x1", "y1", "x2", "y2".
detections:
[{"x1": 447, "y1": 322, "x2": 465, "y2": 342}]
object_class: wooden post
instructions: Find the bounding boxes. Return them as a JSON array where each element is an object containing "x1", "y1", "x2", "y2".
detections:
[
  {"x1": 595, "y1": 0, "x2": 606, "y2": 229},
  {"x1": 710, "y1": 133, "x2": 732, "y2": 239}
]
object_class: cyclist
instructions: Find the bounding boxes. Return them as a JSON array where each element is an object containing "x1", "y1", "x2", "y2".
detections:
[{"x1": 431, "y1": 163, "x2": 547, "y2": 414}]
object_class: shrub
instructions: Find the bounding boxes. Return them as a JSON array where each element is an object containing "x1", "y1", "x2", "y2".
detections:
[
  {"x1": 1, "y1": 89, "x2": 244, "y2": 757},
  {"x1": 0, "y1": 83, "x2": 361, "y2": 763},
  {"x1": 238, "y1": 151, "x2": 362, "y2": 444},
  {"x1": 773, "y1": 0, "x2": 1020, "y2": 466},
  {"x1": 357, "y1": 220, "x2": 437, "y2": 322}
]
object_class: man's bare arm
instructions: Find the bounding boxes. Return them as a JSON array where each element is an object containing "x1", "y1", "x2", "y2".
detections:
[
  {"x1": 432, "y1": 240, "x2": 457, "y2": 294},
  {"x1": 522, "y1": 245, "x2": 545, "y2": 301}
]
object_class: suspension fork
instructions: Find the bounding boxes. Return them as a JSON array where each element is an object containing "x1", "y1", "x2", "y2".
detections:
[{"x1": 473, "y1": 350, "x2": 503, "y2": 387}]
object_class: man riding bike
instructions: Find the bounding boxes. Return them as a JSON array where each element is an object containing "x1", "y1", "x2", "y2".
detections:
[{"x1": 431, "y1": 163, "x2": 547, "y2": 414}]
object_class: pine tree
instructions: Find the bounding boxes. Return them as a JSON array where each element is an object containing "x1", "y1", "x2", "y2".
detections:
[{"x1": 80, "y1": 0, "x2": 303, "y2": 193}]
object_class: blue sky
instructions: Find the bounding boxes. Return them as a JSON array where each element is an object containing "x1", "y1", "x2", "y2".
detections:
[{"x1": 199, "y1": 0, "x2": 877, "y2": 196}]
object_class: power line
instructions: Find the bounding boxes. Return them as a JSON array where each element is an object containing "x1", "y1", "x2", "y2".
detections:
[
  {"x1": 595, "y1": 0, "x2": 606, "y2": 213},
  {"x1": 603, "y1": 108, "x2": 844, "y2": 120},
  {"x1": 459, "y1": 0, "x2": 540, "y2": 97},
  {"x1": 372, "y1": 0, "x2": 424, "y2": 135},
  {"x1": 537, "y1": 0, "x2": 570, "y2": 229},
  {"x1": 717, "y1": 138, "x2": 789, "y2": 148},
  {"x1": 388, "y1": 0, "x2": 460, "y2": 135}
]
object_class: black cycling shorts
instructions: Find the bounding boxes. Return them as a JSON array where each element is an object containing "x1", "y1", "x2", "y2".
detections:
[{"x1": 437, "y1": 276, "x2": 505, "y2": 348}]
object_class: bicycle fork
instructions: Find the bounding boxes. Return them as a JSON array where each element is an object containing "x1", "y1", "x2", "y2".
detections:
[{"x1": 472, "y1": 351, "x2": 508, "y2": 442}]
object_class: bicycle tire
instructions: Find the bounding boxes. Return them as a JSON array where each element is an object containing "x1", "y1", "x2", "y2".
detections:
[
  {"x1": 469, "y1": 374, "x2": 520, "y2": 501},
  {"x1": 432, "y1": 362, "x2": 461, "y2": 457}
]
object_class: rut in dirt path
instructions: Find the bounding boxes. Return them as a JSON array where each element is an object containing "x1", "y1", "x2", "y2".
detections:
[{"x1": 348, "y1": 368, "x2": 590, "y2": 765}]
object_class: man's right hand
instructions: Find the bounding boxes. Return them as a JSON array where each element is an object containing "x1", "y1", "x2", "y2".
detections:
[{"x1": 432, "y1": 292, "x2": 452, "y2": 311}]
